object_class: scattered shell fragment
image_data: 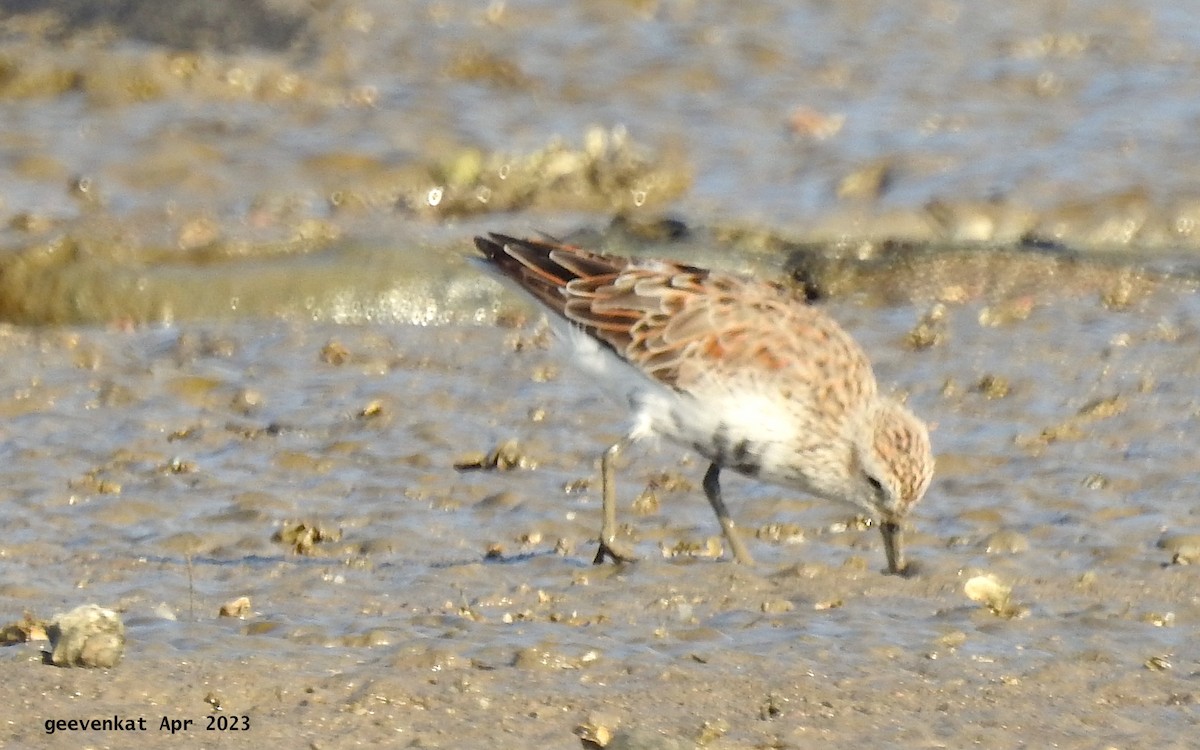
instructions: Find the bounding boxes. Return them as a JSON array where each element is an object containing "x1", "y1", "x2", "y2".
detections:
[
  {"x1": 562, "y1": 477, "x2": 591, "y2": 494},
  {"x1": 907, "y1": 303, "x2": 947, "y2": 349},
  {"x1": 0, "y1": 612, "x2": 49, "y2": 644},
  {"x1": 1145, "y1": 654, "x2": 1173, "y2": 671},
  {"x1": 645, "y1": 471, "x2": 693, "y2": 493},
  {"x1": 512, "y1": 644, "x2": 585, "y2": 670},
  {"x1": 575, "y1": 711, "x2": 620, "y2": 748},
  {"x1": 218, "y1": 596, "x2": 252, "y2": 618},
  {"x1": 756, "y1": 522, "x2": 806, "y2": 544},
  {"x1": 397, "y1": 127, "x2": 687, "y2": 218},
  {"x1": 1141, "y1": 611, "x2": 1175, "y2": 627},
  {"x1": 1077, "y1": 394, "x2": 1127, "y2": 420},
  {"x1": 696, "y1": 718, "x2": 730, "y2": 745},
  {"x1": 453, "y1": 439, "x2": 537, "y2": 471},
  {"x1": 1017, "y1": 393, "x2": 1129, "y2": 449},
  {"x1": 69, "y1": 473, "x2": 122, "y2": 495},
  {"x1": 1100, "y1": 271, "x2": 1141, "y2": 310},
  {"x1": 272, "y1": 521, "x2": 342, "y2": 555},
  {"x1": 530, "y1": 363, "x2": 559, "y2": 382},
  {"x1": 964, "y1": 574, "x2": 1026, "y2": 618},
  {"x1": 827, "y1": 515, "x2": 873, "y2": 534},
  {"x1": 1015, "y1": 421, "x2": 1084, "y2": 449},
  {"x1": 319, "y1": 340, "x2": 351, "y2": 365},
  {"x1": 230, "y1": 388, "x2": 263, "y2": 414},
  {"x1": 940, "y1": 377, "x2": 960, "y2": 397},
  {"x1": 759, "y1": 694, "x2": 786, "y2": 720},
  {"x1": 631, "y1": 487, "x2": 660, "y2": 515},
  {"x1": 357, "y1": 399, "x2": 386, "y2": 419},
  {"x1": 972, "y1": 374, "x2": 1011, "y2": 399},
  {"x1": 47, "y1": 604, "x2": 126, "y2": 668},
  {"x1": 660, "y1": 537, "x2": 723, "y2": 559},
  {"x1": 518, "y1": 530, "x2": 543, "y2": 546},
  {"x1": 164, "y1": 456, "x2": 197, "y2": 474},
  {"x1": 1081, "y1": 473, "x2": 1108, "y2": 490},
  {"x1": 760, "y1": 599, "x2": 794, "y2": 614}
]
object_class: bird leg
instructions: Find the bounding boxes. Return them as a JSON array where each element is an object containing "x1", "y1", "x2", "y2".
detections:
[
  {"x1": 594, "y1": 439, "x2": 639, "y2": 564},
  {"x1": 701, "y1": 463, "x2": 755, "y2": 565}
]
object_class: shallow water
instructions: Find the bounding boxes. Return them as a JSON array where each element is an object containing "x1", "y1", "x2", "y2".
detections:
[
  {"x1": 2, "y1": 1, "x2": 1200, "y2": 325},
  {"x1": 2, "y1": 270, "x2": 1200, "y2": 746},
  {"x1": 2, "y1": 0, "x2": 1200, "y2": 746}
]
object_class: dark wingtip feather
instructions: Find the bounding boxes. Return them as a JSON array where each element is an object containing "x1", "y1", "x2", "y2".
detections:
[
  {"x1": 472, "y1": 232, "x2": 576, "y2": 319},
  {"x1": 473, "y1": 232, "x2": 557, "y2": 270},
  {"x1": 472, "y1": 233, "x2": 508, "y2": 263}
]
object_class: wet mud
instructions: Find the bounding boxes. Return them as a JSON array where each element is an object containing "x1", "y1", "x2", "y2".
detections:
[
  {"x1": 0, "y1": 1, "x2": 1200, "y2": 327},
  {"x1": 1, "y1": 0, "x2": 1199, "y2": 746},
  {"x1": 1, "y1": 264, "x2": 1198, "y2": 746}
]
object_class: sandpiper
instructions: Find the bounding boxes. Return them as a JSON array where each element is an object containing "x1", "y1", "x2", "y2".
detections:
[{"x1": 474, "y1": 233, "x2": 933, "y2": 573}]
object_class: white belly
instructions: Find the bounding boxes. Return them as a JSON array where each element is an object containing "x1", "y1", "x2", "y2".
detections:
[{"x1": 554, "y1": 319, "x2": 842, "y2": 502}]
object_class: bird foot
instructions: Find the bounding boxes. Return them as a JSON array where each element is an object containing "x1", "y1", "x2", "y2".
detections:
[{"x1": 592, "y1": 539, "x2": 639, "y2": 565}]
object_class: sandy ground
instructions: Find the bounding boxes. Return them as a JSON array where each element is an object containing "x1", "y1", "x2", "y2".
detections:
[{"x1": 1, "y1": 254, "x2": 1199, "y2": 748}]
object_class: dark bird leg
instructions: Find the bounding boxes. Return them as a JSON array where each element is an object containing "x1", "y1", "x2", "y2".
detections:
[{"x1": 702, "y1": 463, "x2": 754, "y2": 565}]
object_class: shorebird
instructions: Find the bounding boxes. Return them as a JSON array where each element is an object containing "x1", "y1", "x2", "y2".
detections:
[{"x1": 473, "y1": 233, "x2": 933, "y2": 573}]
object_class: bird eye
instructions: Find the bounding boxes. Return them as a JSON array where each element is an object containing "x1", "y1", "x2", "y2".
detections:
[{"x1": 866, "y1": 475, "x2": 885, "y2": 496}]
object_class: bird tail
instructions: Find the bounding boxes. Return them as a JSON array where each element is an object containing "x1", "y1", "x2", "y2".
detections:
[{"x1": 472, "y1": 233, "x2": 622, "y2": 319}]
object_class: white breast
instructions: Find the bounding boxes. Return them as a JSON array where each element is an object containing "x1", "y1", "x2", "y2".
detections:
[{"x1": 550, "y1": 318, "x2": 841, "y2": 501}]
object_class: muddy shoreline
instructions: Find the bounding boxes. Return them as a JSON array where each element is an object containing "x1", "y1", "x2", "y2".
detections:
[
  {"x1": 2, "y1": 0, "x2": 1200, "y2": 747},
  {"x1": 0, "y1": 271, "x2": 1197, "y2": 746}
]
